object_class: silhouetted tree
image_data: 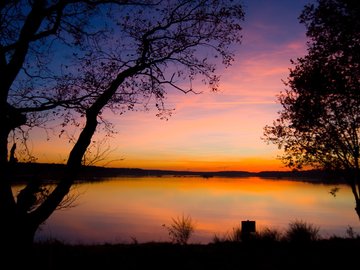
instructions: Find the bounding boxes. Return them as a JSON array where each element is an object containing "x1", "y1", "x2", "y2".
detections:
[
  {"x1": 0, "y1": 0, "x2": 244, "y2": 262},
  {"x1": 263, "y1": 0, "x2": 360, "y2": 218}
]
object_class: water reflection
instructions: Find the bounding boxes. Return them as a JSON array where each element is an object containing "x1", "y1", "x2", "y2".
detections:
[{"x1": 30, "y1": 176, "x2": 359, "y2": 244}]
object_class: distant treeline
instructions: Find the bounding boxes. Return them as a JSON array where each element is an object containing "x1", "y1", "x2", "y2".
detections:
[{"x1": 8, "y1": 162, "x2": 347, "y2": 184}]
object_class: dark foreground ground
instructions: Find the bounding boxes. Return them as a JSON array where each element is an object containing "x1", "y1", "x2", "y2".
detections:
[{"x1": 31, "y1": 238, "x2": 359, "y2": 270}]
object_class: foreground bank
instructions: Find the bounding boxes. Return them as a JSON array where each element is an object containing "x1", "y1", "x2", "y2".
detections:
[{"x1": 32, "y1": 238, "x2": 359, "y2": 270}]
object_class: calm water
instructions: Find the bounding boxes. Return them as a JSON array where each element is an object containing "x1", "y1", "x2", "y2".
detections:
[{"x1": 22, "y1": 176, "x2": 360, "y2": 244}]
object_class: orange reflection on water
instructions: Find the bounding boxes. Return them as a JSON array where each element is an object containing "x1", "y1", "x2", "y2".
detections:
[{"x1": 35, "y1": 176, "x2": 359, "y2": 244}]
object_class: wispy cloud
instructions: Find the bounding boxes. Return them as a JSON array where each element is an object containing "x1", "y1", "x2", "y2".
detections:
[{"x1": 33, "y1": 1, "x2": 311, "y2": 172}]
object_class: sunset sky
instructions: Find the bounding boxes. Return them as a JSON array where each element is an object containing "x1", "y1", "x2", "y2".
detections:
[{"x1": 33, "y1": 0, "x2": 315, "y2": 172}]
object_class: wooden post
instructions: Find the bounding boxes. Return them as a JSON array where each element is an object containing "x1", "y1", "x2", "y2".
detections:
[{"x1": 241, "y1": 220, "x2": 256, "y2": 241}]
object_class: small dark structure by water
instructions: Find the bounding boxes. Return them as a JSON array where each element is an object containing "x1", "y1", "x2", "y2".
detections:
[{"x1": 241, "y1": 220, "x2": 256, "y2": 241}]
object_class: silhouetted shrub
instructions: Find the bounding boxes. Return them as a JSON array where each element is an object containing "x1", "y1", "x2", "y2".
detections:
[
  {"x1": 212, "y1": 225, "x2": 242, "y2": 243},
  {"x1": 284, "y1": 220, "x2": 320, "y2": 243},
  {"x1": 346, "y1": 225, "x2": 359, "y2": 239},
  {"x1": 163, "y1": 214, "x2": 195, "y2": 245},
  {"x1": 212, "y1": 234, "x2": 224, "y2": 244},
  {"x1": 229, "y1": 226, "x2": 242, "y2": 242},
  {"x1": 257, "y1": 227, "x2": 282, "y2": 242}
]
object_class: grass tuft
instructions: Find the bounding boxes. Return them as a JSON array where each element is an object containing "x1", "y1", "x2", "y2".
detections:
[{"x1": 163, "y1": 214, "x2": 196, "y2": 245}]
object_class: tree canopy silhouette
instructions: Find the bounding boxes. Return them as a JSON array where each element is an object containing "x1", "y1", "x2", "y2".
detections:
[
  {"x1": 263, "y1": 0, "x2": 360, "y2": 218},
  {"x1": 0, "y1": 0, "x2": 244, "y2": 261}
]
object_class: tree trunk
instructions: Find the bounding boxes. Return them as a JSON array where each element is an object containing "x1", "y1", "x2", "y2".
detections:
[
  {"x1": 356, "y1": 199, "x2": 360, "y2": 221},
  {"x1": 3, "y1": 211, "x2": 39, "y2": 268},
  {"x1": 0, "y1": 61, "x2": 144, "y2": 269},
  {"x1": 348, "y1": 170, "x2": 360, "y2": 221}
]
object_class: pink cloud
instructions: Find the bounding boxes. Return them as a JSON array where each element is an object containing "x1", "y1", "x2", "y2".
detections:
[{"x1": 32, "y1": 1, "x2": 311, "y2": 172}]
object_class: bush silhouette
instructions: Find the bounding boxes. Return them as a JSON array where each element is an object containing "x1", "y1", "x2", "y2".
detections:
[
  {"x1": 257, "y1": 227, "x2": 282, "y2": 243},
  {"x1": 285, "y1": 220, "x2": 320, "y2": 243},
  {"x1": 163, "y1": 214, "x2": 196, "y2": 245}
]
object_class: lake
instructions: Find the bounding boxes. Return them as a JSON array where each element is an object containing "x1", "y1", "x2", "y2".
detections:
[{"x1": 25, "y1": 176, "x2": 360, "y2": 244}]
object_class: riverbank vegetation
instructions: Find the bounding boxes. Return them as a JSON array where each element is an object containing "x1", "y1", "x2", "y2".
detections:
[{"x1": 31, "y1": 220, "x2": 360, "y2": 270}]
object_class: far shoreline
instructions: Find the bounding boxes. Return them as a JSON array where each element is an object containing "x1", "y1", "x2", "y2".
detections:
[{"x1": 9, "y1": 162, "x2": 347, "y2": 184}]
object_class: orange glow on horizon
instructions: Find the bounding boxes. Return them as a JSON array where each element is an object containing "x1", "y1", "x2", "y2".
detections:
[
  {"x1": 24, "y1": 1, "x2": 310, "y2": 174},
  {"x1": 107, "y1": 156, "x2": 288, "y2": 172}
]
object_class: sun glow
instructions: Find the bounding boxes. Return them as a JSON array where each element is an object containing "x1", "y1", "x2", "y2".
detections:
[{"x1": 25, "y1": 0, "x2": 309, "y2": 173}]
